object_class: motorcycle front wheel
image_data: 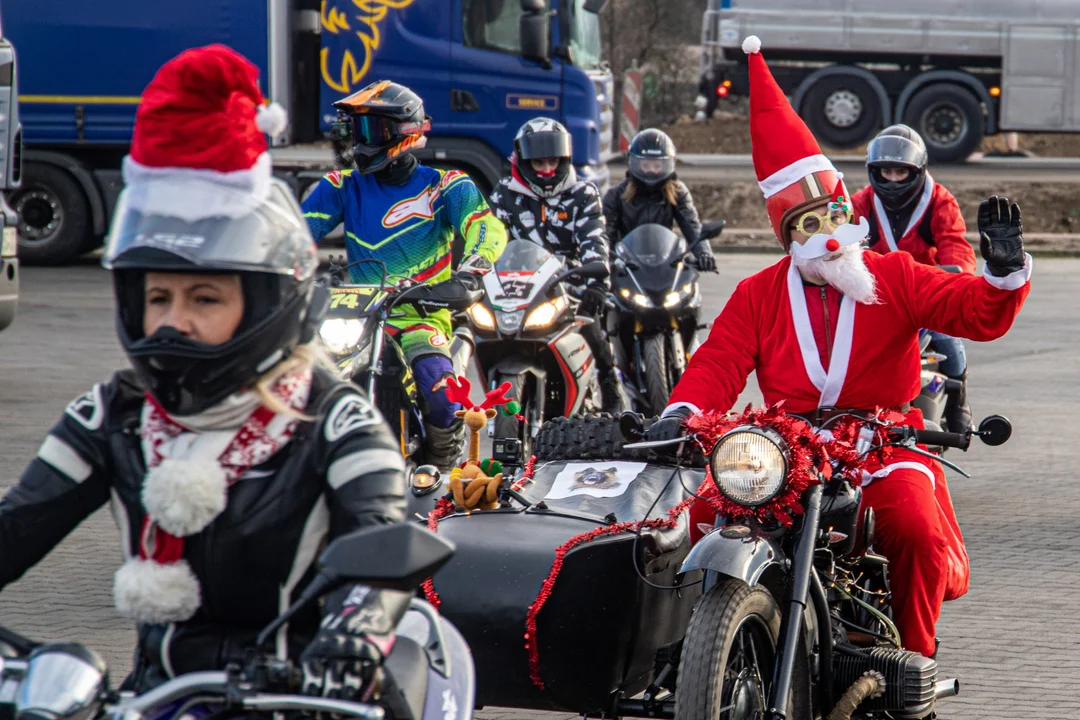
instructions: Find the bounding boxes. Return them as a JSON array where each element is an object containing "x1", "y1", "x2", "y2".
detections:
[
  {"x1": 643, "y1": 334, "x2": 672, "y2": 415},
  {"x1": 676, "y1": 579, "x2": 807, "y2": 720}
]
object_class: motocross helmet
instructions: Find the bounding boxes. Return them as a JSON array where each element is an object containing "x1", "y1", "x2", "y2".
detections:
[
  {"x1": 332, "y1": 81, "x2": 432, "y2": 175},
  {"x1": 513, "y1": 117, "x2": 576, "y2": 198},
  {"x1": 102, "y1": 178, "x2": 326, "y2": 417},
  {"x1": 628, "y1": 128, "x2": 676, "y2": 187},
  {"x1": 866, "y1": 124, "x2": 929, "y2": 212}
]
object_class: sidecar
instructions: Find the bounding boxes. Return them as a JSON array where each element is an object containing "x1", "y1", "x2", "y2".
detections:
[{"x1": 426, "y1": 450, "x2": 705, "y2": 715}]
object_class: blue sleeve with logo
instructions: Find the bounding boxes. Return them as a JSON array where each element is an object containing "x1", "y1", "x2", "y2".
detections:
[{"x1": 301, "y1": 171, "x2": 351, "y2": 244}]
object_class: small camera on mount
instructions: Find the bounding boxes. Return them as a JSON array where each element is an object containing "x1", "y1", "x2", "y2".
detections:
[
  {"x1": 330, "y1": 120, "x2": 352, "y2": 141},
  {"x1": 492, "y1": 438, "x2": 523, "y2": 466}
]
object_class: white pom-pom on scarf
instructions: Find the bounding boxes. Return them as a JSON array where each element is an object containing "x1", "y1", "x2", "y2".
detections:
[
  {"x1": 256, "y1": 102, "x2": 288, "y2": 138},
  {"x1": 142, "y1": 457, "x2": 228, "y2": 537},
  {"x1": 114, "y1": 558, "x2": 202, "y2": 623},
  {"x1": 743, "y1": 35, "x2": 762, "y2": 55}
]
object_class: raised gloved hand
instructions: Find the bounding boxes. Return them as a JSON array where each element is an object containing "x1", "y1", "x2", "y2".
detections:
[
  {"x1": 691, "y1": 241, "x2": 717, "y2": 272},
  {"x1": 301, "y1": 586, "x2": 408, "y2": 701},
  {"x1": 579, "y1": 280, "x2": 608, "y2": 316},
  {"x1": 978, "y1": 195, "x2": 1025, "y2": 277},
  {"x1": 643, "y1": 406, "x2": 692, "y2": 457}
]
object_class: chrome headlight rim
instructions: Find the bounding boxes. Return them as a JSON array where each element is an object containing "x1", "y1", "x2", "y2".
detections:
[{"x1": 709, "y1": 425, "x2": 790, "y2": 508}]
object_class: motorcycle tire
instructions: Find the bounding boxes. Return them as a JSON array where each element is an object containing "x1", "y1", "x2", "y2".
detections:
[
  {"x1": 492, "y1": 374, "x2": 533, "y2": 460},
  {"x1": 534, "y1": 414, "x2": 640, "y2": 462},
  {"x1": 643, "y1": 334, "x2": 672, "y2": 416},
  {"x1": 675, "y1": 579, "x2": 811, "y2": 720}
]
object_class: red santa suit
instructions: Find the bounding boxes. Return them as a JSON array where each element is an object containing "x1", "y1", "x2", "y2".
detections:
[
  {"x1": 669, "y1": 36, "x2": 1033, "y2": 658},
  {"x1": 852, "y1": 179, "x2": 977, "y2": 273}
]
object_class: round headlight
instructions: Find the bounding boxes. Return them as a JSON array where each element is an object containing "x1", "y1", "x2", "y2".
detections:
[
  {"x1": 709, "y1": 426, "x2": 789, "y2": 507},
  {"x1": 16, "y1": 643, "x2": 106, "y2": 720}
]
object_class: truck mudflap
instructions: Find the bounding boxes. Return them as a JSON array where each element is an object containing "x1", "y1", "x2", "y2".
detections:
[{"x1": 680, "y1": 525, "x2": 785, "y2": 587}]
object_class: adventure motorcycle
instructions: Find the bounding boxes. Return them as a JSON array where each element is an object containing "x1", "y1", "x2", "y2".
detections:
[
  {"x1": 610, "y1": 221, "x2": 724, "y2": 415},
  {"x1": 318, "y1": 258, "x2": 483, "y2": 517},
  {"x1": 0, "y1": 523, "x2": 474, "y2": 720},
  {"x1": 619, "y1": 409, "x2": 1013, "y2": 720},
  {"x1": 459, "y1": 239, "x2": 610, "y2": 459}
]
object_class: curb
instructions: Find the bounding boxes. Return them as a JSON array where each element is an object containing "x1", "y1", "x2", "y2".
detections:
[{"x1": 711, "y1": 230, "x2": 1080, "y2": 257}]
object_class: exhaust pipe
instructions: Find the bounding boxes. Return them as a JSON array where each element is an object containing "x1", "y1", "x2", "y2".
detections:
[{"x1": 935, "y1": 678, "x2": 960, "y2": 699}]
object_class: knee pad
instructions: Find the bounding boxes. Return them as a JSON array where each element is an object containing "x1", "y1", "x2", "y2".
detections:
[{"x1": 412, "y1": 355, "x2": 461, "y2": 428}]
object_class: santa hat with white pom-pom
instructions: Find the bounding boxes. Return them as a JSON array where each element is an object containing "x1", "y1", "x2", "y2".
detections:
[
  {"x1": 742, "y1": 35, "x2": 854, "y2": 253},
  {"x1": 121, "y1": 44, "x2": 289, "y2": 223}
]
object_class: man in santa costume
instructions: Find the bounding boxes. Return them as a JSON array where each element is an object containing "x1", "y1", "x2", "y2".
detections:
[
  {"x1": 646, "y1": 36, "x2": 1031, "y2": 660},
  {"x1": 852, "y1": 124, "x2": 976, "y2": 432}
]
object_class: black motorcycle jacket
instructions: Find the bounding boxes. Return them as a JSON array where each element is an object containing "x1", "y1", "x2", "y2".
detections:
[
  {"x1": 489, "y1": 170, "x2": 610, "y2": 280},
  {"x1": 0, "y1": 366, "x2": 408, "y2": 691},
  {"x1": 603, "y1": 176, "x2": 702, "y2": 247}
]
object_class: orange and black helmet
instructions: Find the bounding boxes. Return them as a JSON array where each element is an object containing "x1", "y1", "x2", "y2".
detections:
[{"x1": 331, "y1": 81, "x2": 432, "y2": 174}]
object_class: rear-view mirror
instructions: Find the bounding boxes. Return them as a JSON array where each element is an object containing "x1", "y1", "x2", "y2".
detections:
[
  {"x1": 576, "y1": 261, "x2": 610, "y2": 280},
  {"x1": 319, "y1": 523, "x2": 456, "y2": 592},
  {"x1": 520, "y1": 2, "x2": 551, "y2": 66}
]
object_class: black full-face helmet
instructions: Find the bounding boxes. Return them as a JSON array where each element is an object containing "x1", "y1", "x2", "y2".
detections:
[
  {"x1": 331, "y1": 80, "x2": 432, "y2": 175},
  {"x1": 866, "y1": 124, "x2": 929, "y2": 211},
  {"x1": 103, "y1": 175, "x2": 325, "y2": 417},
  {"x1": 513, "y1": 117, "x2": 576, "y2": 198},
  {"x1": 628, "y1": 128, "x2": 677, "y2": 186}
]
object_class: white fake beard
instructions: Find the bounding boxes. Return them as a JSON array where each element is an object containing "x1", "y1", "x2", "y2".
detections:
[{"x1": 792, "y1": 243, "x2": 879, "y2": 305}]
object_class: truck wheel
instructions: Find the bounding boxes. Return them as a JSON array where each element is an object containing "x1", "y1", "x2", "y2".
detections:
[
  {"x1": 12, "y1": 162, "x2": 93, "y2": 266},
  {"x1": 800, "y1": 74, "x2": 880, "y2": 149},
  {"x1": 903, "y1": 84, "x2": 984, "y2": 163}
]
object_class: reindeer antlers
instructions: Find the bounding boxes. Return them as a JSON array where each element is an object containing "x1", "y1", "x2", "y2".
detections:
[
  {"x1": 480, "y1": 381, "x2": 513, "y2": 411},
  {"x1": 444, "y1": 375, "x2": 513, "y2": 411},
  {"x1": 444, "y1": 376, "x2": 474, "y2": 408}
]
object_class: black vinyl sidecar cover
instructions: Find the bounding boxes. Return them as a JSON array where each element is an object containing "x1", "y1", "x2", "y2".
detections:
[{"x1": 430, "y1": 460, "x2": 706, "y2": 713}]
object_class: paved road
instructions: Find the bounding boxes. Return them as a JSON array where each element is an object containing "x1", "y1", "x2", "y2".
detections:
[{"x1": 0, "y1": 257, "x2": 1075, "y2": 719}]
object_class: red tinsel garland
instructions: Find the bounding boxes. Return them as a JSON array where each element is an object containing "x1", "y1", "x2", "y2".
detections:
[
  {"x1": 510, "y1": 455, "x2": 538, "y2": 492},
  {"x1": 523, "y1": 491, "x2": 700, "y2": 690},
  {"x1": 421, "y1": 497, "x2": 455, "y2": 610}
]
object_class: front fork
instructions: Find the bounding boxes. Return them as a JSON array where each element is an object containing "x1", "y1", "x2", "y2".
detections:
[{"x1": 768, "y1": 484, "x2": 823, "y2": 720}]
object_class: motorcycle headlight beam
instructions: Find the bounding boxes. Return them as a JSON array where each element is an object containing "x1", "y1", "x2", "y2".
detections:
[
  {"x1": 318, "y1": 318, "x2": 367, "y2": 355},
  {"x1": 525, "y1": 296, "x2": 569, "y2": 329},
  {"x1": 664, "y1": 291, "x2": 681, "y2": 308},
  {"x1": 709, "y1": 426, "x2": 789, "y2": 507},
  {"x1": 633, "y1": 293, "x2": 653, "y2": 308},
  {"x1": 468, "y1": 303, "x2": 496, "y2": 330}
]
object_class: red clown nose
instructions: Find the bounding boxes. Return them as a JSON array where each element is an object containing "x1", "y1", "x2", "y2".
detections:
[{"x1": 825, "y1": 238, "x2": 840, "y2": 252}]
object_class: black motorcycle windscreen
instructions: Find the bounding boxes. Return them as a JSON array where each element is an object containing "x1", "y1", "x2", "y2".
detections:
[{"x1": 618, "y1": 224, "x2": 687, "y2": 293}]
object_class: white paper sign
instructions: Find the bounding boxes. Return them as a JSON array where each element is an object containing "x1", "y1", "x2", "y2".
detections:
[{"x1": 544, "y1": 461, "x2": 648, "y2": 500}]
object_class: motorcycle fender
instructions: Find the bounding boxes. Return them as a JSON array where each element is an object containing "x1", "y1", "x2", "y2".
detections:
[
  {"x1": 680, "y1": 529, "x2": 785, "y2": 587},
  {"x1": 489, "y1": 355, "x2": 547, "y2": 381},
  {"x1": 449, "y1": 327, "x2": 475, "y2": 379}
]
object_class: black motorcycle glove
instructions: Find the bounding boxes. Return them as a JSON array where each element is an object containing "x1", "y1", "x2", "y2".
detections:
[
  {"x1": 643, "y1": 406, "x2": 692, "y2": 457},
  {"x1": 690, "y1": 241, "x2": 717, "y2": 272},
  {"x1": 301, "y1": 586, "x2": 410, "y2": 701},
  {"x1": 977, "y1": 195, "x2": 1026, "y2": 277},
  {"x1": 579, "y1": 280, "x2": 608, "y2": 317}
]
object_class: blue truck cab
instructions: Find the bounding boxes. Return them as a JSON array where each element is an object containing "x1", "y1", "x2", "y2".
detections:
[{"x1": 3, "y1": 0, "x2": 613, "y2": 265}]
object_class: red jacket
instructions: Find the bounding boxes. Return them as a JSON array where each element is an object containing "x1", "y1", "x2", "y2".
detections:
[
  {"x1": 667, "y1": 250, "x2": 1030, "y2": 415},
  {"x1": 851, "y1": 177, "x2": 976, "y2": 274}
]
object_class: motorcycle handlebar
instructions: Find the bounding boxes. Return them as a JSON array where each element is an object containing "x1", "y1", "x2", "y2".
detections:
[{"x1": 890, "y1": 427, "x2": 971, "y2": 451}]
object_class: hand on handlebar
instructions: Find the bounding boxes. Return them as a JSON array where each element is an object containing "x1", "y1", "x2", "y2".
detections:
[
  {"x1": 301, "y1": 627, "x2": 385, "y2": 701},
  {"x1": 689, "y1": 241, "x2": 718, "y2": 273}
]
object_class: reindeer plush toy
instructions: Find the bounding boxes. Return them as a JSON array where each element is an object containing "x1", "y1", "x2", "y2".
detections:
[{"x1": 443, "y1": 376, "x2": 513, "y2": 513}]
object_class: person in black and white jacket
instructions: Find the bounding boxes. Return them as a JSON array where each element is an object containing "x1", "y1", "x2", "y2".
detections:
[
  {"x1": 0, "y1": 45, "x2": 411, "y2": 702},
  {"x1": 488, "y1": 117, "x2": 624, "y2": 413}
]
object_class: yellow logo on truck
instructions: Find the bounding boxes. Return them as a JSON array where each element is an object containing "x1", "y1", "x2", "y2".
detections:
[{"x1": 320, "y1": 0, "x2": 418, "y2": 94}]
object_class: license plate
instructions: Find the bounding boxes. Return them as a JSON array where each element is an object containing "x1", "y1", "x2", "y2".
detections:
[{"x1": 1, "y1": 226, "x2": 15, "y2": 257}]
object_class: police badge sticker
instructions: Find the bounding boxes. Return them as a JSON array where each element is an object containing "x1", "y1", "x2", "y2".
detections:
[{"x1": 324, "y1": 393, "x2": 380, "y2": 442}]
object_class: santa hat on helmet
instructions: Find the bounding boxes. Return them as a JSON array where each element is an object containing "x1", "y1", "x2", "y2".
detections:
[
  {"x1": 121, "y1": 44, "x2": 288, "y2": 222},
  {"x1": 743, "y1": 36, "x2": 861, "y2": 257}
]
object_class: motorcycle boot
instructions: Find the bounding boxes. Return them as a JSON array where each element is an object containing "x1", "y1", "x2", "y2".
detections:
[
  {"x1": 423, "y1": 418, "x2": 465, "y2": 475},
  {"x1": 600, "y1": 371, "x2": 626, "y2": 415},
  {"x1": 944, "y1": 369, "x2": 973, "y2": 433}
]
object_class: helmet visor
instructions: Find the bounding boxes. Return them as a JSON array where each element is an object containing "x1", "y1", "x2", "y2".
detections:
[
  {"x1": 867, "y1": 135, "x2": 927, "y2": 169},
  {"x1": 352, "y1": 114, "x2": 430, "y2": 146},
  {"x1": 103, "y1": 178, "x2": 319, "y2": 279},
  {"x1": 629, "y1": 155, "x2": 676, "y2": 185},
  {"x1": 517, "y1": 131, "x2": 572, "y2": 160}
]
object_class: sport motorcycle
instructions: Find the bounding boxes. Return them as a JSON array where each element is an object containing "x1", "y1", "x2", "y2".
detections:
[
  {"x1": 0, "y1": 523, "x2": 474, "y2": 720},
  {"x1": 610, "y1": 220, "x2": 723, "y2": 415},
  {"x1": 318, "y1": 257, "x2": 483, "y2": 517},
  {"x1": 459, "y1": 239, "x2": 610, "y2": 459}
]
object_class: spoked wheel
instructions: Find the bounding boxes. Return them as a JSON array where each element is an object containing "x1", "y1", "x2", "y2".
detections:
[{"x1": 676, "y1": 579, "x2": 809, "y2": 719}]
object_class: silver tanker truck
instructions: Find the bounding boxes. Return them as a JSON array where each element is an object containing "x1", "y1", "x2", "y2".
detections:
[{"x1": 696, "y1": 0, "x2": 1080, "y2": 162}]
